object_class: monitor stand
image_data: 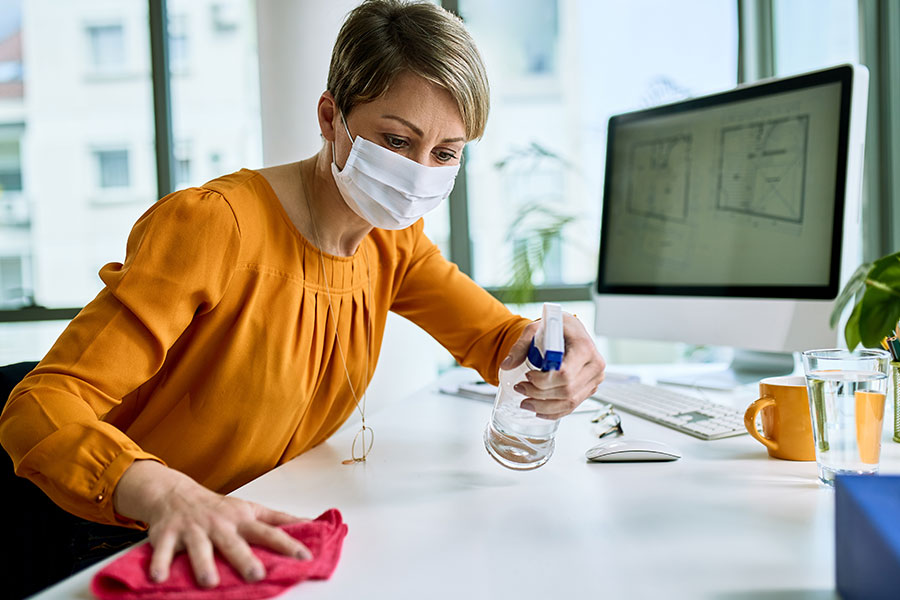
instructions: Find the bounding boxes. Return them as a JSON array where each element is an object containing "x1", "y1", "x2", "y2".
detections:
[{"x1": 656, "y1": 350, "x2": 797, "y2": 391}]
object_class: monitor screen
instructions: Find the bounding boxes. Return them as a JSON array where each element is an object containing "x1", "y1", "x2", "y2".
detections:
[{"x1": 597, "y1": 65, "x2": 853, "y2": 299}]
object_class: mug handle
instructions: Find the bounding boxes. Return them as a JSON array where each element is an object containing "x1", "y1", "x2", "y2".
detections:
[{"x1": 744, "y1": 396, "x2": 778, "y2": 453}]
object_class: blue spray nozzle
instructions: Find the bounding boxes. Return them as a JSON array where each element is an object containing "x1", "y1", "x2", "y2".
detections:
[{"x1": 526, "y1": 303, "x2": 565, "y2": 372}]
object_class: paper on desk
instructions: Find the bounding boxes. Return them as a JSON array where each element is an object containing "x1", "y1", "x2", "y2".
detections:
[{"x1": 440, "y1": 380, "x2": 605, "y2": 414}]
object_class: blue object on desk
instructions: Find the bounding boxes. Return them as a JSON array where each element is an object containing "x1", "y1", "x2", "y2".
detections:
[{"x1": 835, "y1": 474, "x2": 900, "y2": 600}]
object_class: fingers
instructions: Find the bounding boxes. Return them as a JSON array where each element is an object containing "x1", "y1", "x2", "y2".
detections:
[
  {"x1": 253, "y1": 506, "x2": 312, "y2": 558},
  {"x1": 147, "y1": 501, "x2": 313, "y2": 588},
  {"x1": 184, "y1": 526, "x2": 219, "y2": 588},
  {"x1": 241, "y1": 520, "x2": 313, "y2": 560},
  {"x1": 210, "y1": 528, "x2": 266, "y2": 582},
  {"x1": 522, "y1": 380, "x2": 601, "y2": 419},
  {"x1": 519, "y1": 358, "x2": 604, "y2": 400},
  {"x1": 148, "y1": 529, "x2": 179, "y2": 583},
  {"x1": 256, "y1": 506, "x2": 309, "y2": 527},
  {"x1": 501, "y1": 321, "x2": 541, "y2": 370}
]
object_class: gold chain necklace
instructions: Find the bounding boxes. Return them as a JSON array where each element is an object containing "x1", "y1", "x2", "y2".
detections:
[{"x1": 301, "y1": 166, "x2": 374, "y2": 465}]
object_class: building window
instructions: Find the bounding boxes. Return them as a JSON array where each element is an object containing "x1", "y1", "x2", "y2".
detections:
[
  {"x1": 0, "y1": 27, "x2": 24, "y2": 98},
  {"x1": 175, "y1": 142, "x2": 192, "y2": 187},
  {"x1": 211, "y1": 2, "x2": 240, "y2": 33},
  {"x1": 0, "y1": 256, "x2": 26, "y2": 307},
  {"x1": 0, "y1": 139, "x2": 22, "y2": 192},
  {"x1": 86, "y1": 23, "x2": 126, "y2": 72},
  {"x1": 168, "y1": 15, "x2": 189, "y2": 72},
  {"x1": 95, "y1": 149, "x2": 130, "y2": 188}
]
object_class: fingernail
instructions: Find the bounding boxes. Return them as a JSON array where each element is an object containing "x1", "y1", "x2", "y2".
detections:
[
  {"x1": 521, "y1": 401, "x2": 534, "y2": 412},
  {"x1": 296, "y1": 548, "x2": 312, "y2": 560},
  {"x1": 149, "y1": 569, "x2": 161, "y2": 583},
  {"x1": 513, "y1": 384, "x2": 525, "y2": 393},
  {"x1": 247, "y1": 566, "x2": 265, "y2": 581},
  {"x1": 500, "y1": 355, "x2": 512, "y2": 369},
  {"x1": 199, "y1": 573, "x2": 215, "y2": 587}
]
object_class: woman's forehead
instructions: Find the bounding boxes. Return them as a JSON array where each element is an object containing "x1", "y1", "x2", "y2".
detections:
[{"x1": 352, "y1": 72, "x2": 466, "y2": 140}]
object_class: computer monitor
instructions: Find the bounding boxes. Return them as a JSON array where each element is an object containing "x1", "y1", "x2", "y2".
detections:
[{"x1": 593, "y1": 64, "x2": 869, "y2": 389}]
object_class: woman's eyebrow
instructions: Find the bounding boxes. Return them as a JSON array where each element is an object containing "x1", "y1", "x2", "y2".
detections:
[{"x1": 381, "y1": 114, "x2": 465, "y2": 144}]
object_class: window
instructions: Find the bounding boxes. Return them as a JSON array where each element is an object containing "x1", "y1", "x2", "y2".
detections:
[
  {"x1": 773, "y1": 0, "x2": 858, "y2": 77},
  {"x1": 0, "y1": 256, "x2": 27, "y2": 307},
  {"x1": 175, "y1": 156, "x2": 191, "y2": 187},
  {"x1": 86, "y1": 23, "x2": 126, "y2": 73},
  {"x1": 456, "y1": 0, "x2": 739, "y2": 293},
  {"x1": 168, "y1": 0, "x2": 262, "y2": 190},
  {"x1": 0, "y1": 1, "x2": 158, "y2": 312},
  {"x1": 211, "y1": 1, "x2": 240, "y2": 33},
  {"x1": 0, "y1": 138, "x2": 23, "y2": 192},
  {"x1": 168, "y1": 14, "x2": 189, "y2": 72},
  {"x1": 0, "y1": 0, "x2": 265, "y2": 364},
  {"x1": 174, "y1": 141, "x2": 192, "y2": 187},
  {"x1": 0, "y1": 59, "x2": 22, "y2": 85},
  {"x1": 0, "y1": 14, "x2": 24, "y2": 99},
  {"x1": 95, "y1": 149, "x2": 131, "y2": 188}
]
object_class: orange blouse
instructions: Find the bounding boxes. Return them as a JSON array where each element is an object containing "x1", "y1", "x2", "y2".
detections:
[{"x1": 0, "y1": 169, "x2": 529, "y2": 527}]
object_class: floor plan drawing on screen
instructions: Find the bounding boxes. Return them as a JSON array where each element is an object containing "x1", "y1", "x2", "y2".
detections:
[
  {"x1": 716, "y1": 115, "x2": 809, "y2": 223},
  {"x1": 626, "y1": 135, "x2": 692, "y2": 222}
]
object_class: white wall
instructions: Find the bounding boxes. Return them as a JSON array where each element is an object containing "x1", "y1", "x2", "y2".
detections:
[{"x1": 255, "y1": 0, "x2": 359, "y2": 166}]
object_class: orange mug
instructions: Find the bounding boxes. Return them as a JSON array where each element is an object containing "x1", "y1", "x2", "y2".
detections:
[{"x1": 743, "y1": 375, "x2": 815, "y2": 461}]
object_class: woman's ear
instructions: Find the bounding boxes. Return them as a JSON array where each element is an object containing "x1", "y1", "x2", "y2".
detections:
[{"x1": 317, "y1": 92, "x2": 338, "y2": 143}]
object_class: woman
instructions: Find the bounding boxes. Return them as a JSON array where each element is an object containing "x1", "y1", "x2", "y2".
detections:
[{"x1": 0, "y1": 0, "x2": 606, "y2": 594}]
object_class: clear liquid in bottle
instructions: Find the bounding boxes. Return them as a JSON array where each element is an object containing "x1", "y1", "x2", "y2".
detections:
[
  {"x1": 484, "y1": 303, "x2": 564, "y2": 470},
  {"x1": 484, "y1": 359, "x2": 559, "y2": 470}
]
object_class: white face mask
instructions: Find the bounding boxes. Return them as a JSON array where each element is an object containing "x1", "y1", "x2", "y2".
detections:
[{"x1": 330, "y1": 115, "x2": 460, "y2": 230}]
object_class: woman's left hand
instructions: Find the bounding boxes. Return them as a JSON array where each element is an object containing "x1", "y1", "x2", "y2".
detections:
[{"x1": 500, "y1": 313, "x2": 606, "y2": 419}]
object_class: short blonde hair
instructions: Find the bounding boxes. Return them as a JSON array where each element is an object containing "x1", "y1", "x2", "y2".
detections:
[{"x1": 327, "y1": 0, "x2": 490, "y2": 141}]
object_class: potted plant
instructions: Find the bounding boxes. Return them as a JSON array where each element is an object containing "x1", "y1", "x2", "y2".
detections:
[
  {"x1": 493, "y1": 142, "x2": 578, "y2": 305},
  {"x1": 830, "y1": 251, "x2": 900, "y2": 350}
]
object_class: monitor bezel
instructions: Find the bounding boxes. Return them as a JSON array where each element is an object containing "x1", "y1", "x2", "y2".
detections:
[{"x1": 595, "y1": 64, "x2": 855, "y2": 300}]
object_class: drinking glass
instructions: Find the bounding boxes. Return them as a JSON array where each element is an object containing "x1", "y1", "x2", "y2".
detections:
[
  {"x1": 892, "y1": 362, "x2": 900, "y2": 443},
  {"x1": 801, "y1": 348, "x2": 891, "y2": 486}
]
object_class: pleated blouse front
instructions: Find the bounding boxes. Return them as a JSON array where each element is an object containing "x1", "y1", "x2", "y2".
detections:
[{"x1": 0, "y1": 169, "x2": 529, "y2": 526}]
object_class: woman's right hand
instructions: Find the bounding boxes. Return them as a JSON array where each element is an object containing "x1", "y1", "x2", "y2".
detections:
[{"x1": 113, "y1": 460, "x2": 311, "y2": 587}]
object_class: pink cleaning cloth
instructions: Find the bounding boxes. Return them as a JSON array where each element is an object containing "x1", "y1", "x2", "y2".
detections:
[{"x1": 91, "y1": 509, "x2": 347, "y2": 600}]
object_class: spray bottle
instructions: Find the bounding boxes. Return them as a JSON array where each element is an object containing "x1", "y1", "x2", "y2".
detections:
[{"x1": 484, "y1": 302, "x2": 564, "y2": 470}]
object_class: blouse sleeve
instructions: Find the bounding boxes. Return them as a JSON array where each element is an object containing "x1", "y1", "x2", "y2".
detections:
[
  {"x1": 0, "y1": 188, "x2": 241, "y2": 527},
  {"x1": 390, "y1": 220, "x2": 530, "y2": 386}
]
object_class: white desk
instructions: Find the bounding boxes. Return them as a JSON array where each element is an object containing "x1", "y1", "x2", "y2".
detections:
[{"x1": 34, "y1": 367, "x2": 900, "y2": 599}]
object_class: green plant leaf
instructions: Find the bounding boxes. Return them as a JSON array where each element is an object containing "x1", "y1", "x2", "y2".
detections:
[
  {"x1": 858, "y1": 278, "x2": 900, "y2": 348},
  {"x1": 844, "y1": 300, "x2": 862, "y2": 351},
  {"x1": 869, "y1": 251, "x2": 900, "y2": 276},
  {"x1": 830, "y1": 261, "x2": 871, "y2": 329}
]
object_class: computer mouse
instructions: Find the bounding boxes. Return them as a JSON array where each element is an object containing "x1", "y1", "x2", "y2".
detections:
[{"x1": 585, "y1": 439, "x2": 681, "y2": 462}]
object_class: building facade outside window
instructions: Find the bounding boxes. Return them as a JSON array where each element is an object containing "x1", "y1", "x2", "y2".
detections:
[{"x1": 0, "y1": 0, "x2": 262, "y2": 364}]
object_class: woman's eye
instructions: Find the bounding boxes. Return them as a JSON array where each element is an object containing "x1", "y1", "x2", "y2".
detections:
[
  {"x1": 385, "y1": 135, "x2": 407, "y2": 149},
  {"x1": 435, "y1": 150, "x2": 457, "y2": 163}
]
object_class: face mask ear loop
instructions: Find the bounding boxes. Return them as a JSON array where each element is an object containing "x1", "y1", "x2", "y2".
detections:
[
  {"x1": 332, "y1": 112, "x2": 355, "y2": 172},
  {"x1": 340, "y1": 112, "x2": 354, "y2": 143}
]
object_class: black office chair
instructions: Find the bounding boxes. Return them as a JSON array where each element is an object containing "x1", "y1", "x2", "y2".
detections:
[{"x1": 1, "y1": 362, "x2": 145, "y2": 599}]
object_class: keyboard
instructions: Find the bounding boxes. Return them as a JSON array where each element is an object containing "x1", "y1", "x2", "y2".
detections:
[{"x1": 592, "y1": 382, "x2": 748, "y2": 440}]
